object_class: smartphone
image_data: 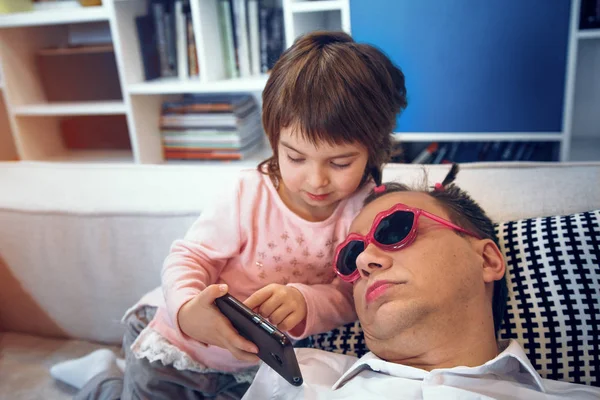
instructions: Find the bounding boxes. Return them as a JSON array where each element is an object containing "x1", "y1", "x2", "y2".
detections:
[{"x1": 215, "y1": 293, "x2": 303, "y2": 387}]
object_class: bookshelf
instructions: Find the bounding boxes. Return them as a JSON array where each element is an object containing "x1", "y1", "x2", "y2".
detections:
[
  {"x1": 13, "y1": 101, "x2": 127, "y2": 116},
  {"x1": 285, "y1": 0, "x2": 350, "y2": 48},
  {"x1": 393, "y1": 133, "x2": 563, "y2": 143},
  {"x1": 563, "y1": 0, "x2": 600, "y2": 162},
  {"x1": 0, "y1": 86, "x2": 17, "y2": 161},
  {"x1": 0, "y1": 6, "x2": 109, "y2": 28},
  {"x1": 0, "y1": 0, "x2": 596, "y2": 165},
  {"x1": 577, "y1": 29, "x2": 600, "y2": 40},
  {"x1": 127, "y1": 75, "x2": 270, "y2": 94},
  {"x1": 0, "y1": 0, "x2": 349, "y2": 165}
]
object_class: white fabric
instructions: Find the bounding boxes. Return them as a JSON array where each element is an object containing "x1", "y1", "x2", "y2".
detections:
[
  {"x1": 49, "y1": 349, "x2": 117, "y2": 390},
  {"x1": 242, "y1": 340, "x2": 600, "y2": 399},
  {"x1": 0, "y1": 209, "x2": 195, "y2": 343},
  {"x1": 1, "y1": 161, "x2": 599, "y2": 219}
]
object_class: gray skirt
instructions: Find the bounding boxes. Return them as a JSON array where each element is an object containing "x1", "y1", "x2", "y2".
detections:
[{"x1": 75, "y1": 306, "x2": 256, "y2": 400}]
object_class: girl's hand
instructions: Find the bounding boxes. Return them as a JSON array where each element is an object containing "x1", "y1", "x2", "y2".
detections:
[
  {"x1": 244, "y1": 284, "x2": 308, "y2": 332},
  {"x1": 177, "y1": 284, "x2": 259, "y2": 362}
]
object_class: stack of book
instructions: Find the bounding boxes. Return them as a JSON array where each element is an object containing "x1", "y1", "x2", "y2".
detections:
[
  {"x1": 409, "y1": 141, "x2": 559, "y2": 164},
  {"x1": 217, "y1": 0, "x2": 285, "y2": 78},
  {"x1": 136, "y1": 0, "x2": 199, "y2": 81},
  {"x1": 160, "y1": 94, "x2": 264, "y2": 161}
]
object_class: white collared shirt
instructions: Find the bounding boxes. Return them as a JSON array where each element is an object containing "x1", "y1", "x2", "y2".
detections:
[{"x1": 242, "y1": 340, "x2": 600, "y2": 399}]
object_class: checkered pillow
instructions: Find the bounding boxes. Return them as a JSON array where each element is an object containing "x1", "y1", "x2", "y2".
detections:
[{"x1": 306, "y1": 209, "x2": 600, "y2": 387}]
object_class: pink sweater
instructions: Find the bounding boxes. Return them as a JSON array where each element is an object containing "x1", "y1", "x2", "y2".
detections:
[{"x1": 148, "y1": 169, "x2": 373, "y2": 372}]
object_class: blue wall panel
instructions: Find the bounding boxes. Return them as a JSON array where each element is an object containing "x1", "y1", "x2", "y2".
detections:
[{"x1": 350, "y1": 0, "x2": 571, "y2": 132}]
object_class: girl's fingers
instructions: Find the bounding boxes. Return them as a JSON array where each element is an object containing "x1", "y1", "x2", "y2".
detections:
[
  {"x1": 278, "y1": 313, "x2": 301, "y2": 332},
  {"x1": 257, "y1": 297, "x2": 283, "y2": 319},
  {"x1": 268, "y1": 306, "x2": 294, "y2": 327},
  {"x1": 244, "y1": 285, "x2": 275, "y2": 310},
  {"x1": 200, "y1": 283, "x2": 229, "y2": 305},
  {"x1": 220, "y1": 319, "x2": 258, "y2": 354},
  {"x1": 227, "y1": 345, "x2": 261, "y2": 363},
  {"x1": 221, "y1": 321, "x2": 260, "y2": 362}
]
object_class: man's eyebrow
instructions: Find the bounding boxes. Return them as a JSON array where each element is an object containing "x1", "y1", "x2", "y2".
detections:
[{"x1": 280, "y1": 141, "x2": 360, "y2": 159}]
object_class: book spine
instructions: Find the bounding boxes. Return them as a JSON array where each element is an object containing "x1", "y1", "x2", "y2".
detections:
[
  {"x1": 431, "y1": 143, "x2": 448, "y2": 164},
  {"x1": 232, "y1": 0, "x2": 251, "y2": 77},
  {"x1": 163, "y1": 2, "x2": 177, "y2": 76},
  {"x1": 152, "y1": 1, "x2": 171, "y2": 77},
  {"x1": 445, "y1": 142, "x2": 460, "y2": 162},
  {"x1": 267, "y1": 5, "x2": 284, "y2": 69},
  {"x1": 411, "y1": 142, "x2": 438, "y2": 164},
  {"x1": 522, "y1": 143, "x2": 536, "y2": 161},
  {"x1": 259, "y1": 0, "x2": 269, "y2": 73},
  {"x1": 218, "y1": 0, "x2": 239, "y2": 78},
  {"x1": 248, "y1": 0, "x2": 261, "y2": 76},
  {"x1": 186, "y1": 13, "x2": 199, "y2": 77},
  {"x1": 135, "y1": 15, "x2": 161, "y2": 81},
  {"x1": 513, "y1": 142, "x2": 528, "y2": 161},
  {"x1": 501, "y1": 141, "x2": 516, "y2": 161},
  {"x1": 175, "y1": 0, "x2": 189, "y2": 79}
]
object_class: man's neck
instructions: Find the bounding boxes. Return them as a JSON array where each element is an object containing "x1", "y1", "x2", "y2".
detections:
[{"x1": 369, "y1": 312, "x2": 499, "y2": 371}]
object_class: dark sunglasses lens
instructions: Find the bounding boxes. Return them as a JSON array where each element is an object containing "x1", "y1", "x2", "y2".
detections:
[
  {"x1": 337, "y1": 240, "x2": 365, "y2": 276},
  {"x1": 374, "y1": 211, "x2": 414, "y2": 245}
]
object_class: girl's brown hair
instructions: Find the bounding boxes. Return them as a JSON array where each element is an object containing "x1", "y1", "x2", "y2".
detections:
[{"x1": 257, "y1": 31, "x2": 408, "y2": 186}]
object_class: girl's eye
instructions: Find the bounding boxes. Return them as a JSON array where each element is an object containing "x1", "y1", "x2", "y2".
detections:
[
  {"x1": 331, "y1": 162, "x2": 351, "y2": 169},
  {"x1": 287, "y1": 155, "x2": 304, "y2": 163}
]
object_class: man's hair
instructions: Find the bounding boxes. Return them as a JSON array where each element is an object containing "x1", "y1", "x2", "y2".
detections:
[
  {"x1": 363, "y1": 165, "x2": 508, "y2": 335},
  {"x1": 258, "y1": 31, "x2": 408, "y2": 186}
]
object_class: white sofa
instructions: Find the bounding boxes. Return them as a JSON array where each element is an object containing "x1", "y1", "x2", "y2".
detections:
[{"x1": 0, "y1": 161, "x2": 599, "y2": 398}]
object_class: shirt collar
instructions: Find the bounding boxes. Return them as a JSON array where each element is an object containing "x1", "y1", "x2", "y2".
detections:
[{"x1": 332, "y1": 340, "x2": 545, "y2": 392}]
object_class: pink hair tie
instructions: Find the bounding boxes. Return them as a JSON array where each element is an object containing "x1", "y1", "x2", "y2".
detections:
[
  {"x1": 434, "y1": 183, "x2": 444, "y2": 191},
  {"x1": 374, "y1": 184, "x2": 386, "y2": 194}
]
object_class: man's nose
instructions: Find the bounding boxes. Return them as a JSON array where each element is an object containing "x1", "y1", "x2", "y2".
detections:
[{"x1": 356, "y1": 243, "x2": 393, "y2": 278}]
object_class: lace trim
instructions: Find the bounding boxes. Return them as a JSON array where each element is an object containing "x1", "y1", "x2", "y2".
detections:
[{"x1": 131, "y1": 326, "x2": 257, "y2": 384}]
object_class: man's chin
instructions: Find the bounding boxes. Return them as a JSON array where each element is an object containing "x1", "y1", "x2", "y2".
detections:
[{"x1": 359, "y1": 300, "x2": 423, "y2": 336}]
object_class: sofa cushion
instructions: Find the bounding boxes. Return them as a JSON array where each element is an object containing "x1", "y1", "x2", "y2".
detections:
[
  {"x1": 497, "y1": 209, "x2": 599, "y2": 386},
  {"x1": 307, "y1": 209, "x2": 600, "y2": 387}
]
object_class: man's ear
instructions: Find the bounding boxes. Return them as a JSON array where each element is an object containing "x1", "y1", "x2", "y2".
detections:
[{"x1": 479, "y1": 240, "x2": 506, "y2": 283}]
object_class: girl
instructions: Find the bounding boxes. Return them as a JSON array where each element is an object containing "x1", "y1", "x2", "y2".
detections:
[{"x1": 55, "y1": 31, "x2": 407, "y2": 399}]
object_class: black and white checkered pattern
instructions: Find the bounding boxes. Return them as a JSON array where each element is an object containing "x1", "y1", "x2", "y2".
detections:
[
  {"x1": 498, "y1": 209, "x2": 600, "y2": 386},
  {"x1": 306, "y1": 209, "x2": 600, "y2": 387}
]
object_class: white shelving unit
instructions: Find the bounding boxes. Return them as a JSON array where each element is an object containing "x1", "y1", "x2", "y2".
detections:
[
  {"x1": 393, "y1": 133, "x2": 563, "y2": 143},
  {"x1": 0, "y1": 84, "x2": 17, "y2": 161},
  {"x1": 127, "y1": 75, "x2": 270, "y2": 95},
  {"x1": 563, "y1": 0, "x2": 600, "y2": 161},
  {"x1": 2, "y1": 0, "x2": 592, "y2": 165},
  {"x1": 577, "y1": 29, "x2": 600, "y2": 40},
  {"x1": 13, "y1": 101, "x2": 127, "y2": 116},
  {"x1": 0, "y1": 0, "x2": 349, "y2": 165},
  {"x1": 0, "y1": 6, "x2": 109, "y2": 28},
  {"x1": 42, "y1": 149, "x2": 134, "y2": 163},
  {"x1": 284, "y1": 0, "x2": 350, "y2": 48}
]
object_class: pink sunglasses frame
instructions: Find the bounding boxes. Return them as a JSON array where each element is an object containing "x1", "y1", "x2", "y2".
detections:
[{"x1": 333, "y1": 203, "x2": 480, "y2": 282}]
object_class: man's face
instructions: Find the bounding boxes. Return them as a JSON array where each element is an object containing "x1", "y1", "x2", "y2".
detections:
[{"x1": 351, "y1": 192, "x2": 486, "y2": 349}]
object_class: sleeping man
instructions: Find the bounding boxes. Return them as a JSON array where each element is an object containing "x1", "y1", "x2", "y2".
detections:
[{"x1": 243, "y1": 170, "x2": 600, "y2": 399}]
